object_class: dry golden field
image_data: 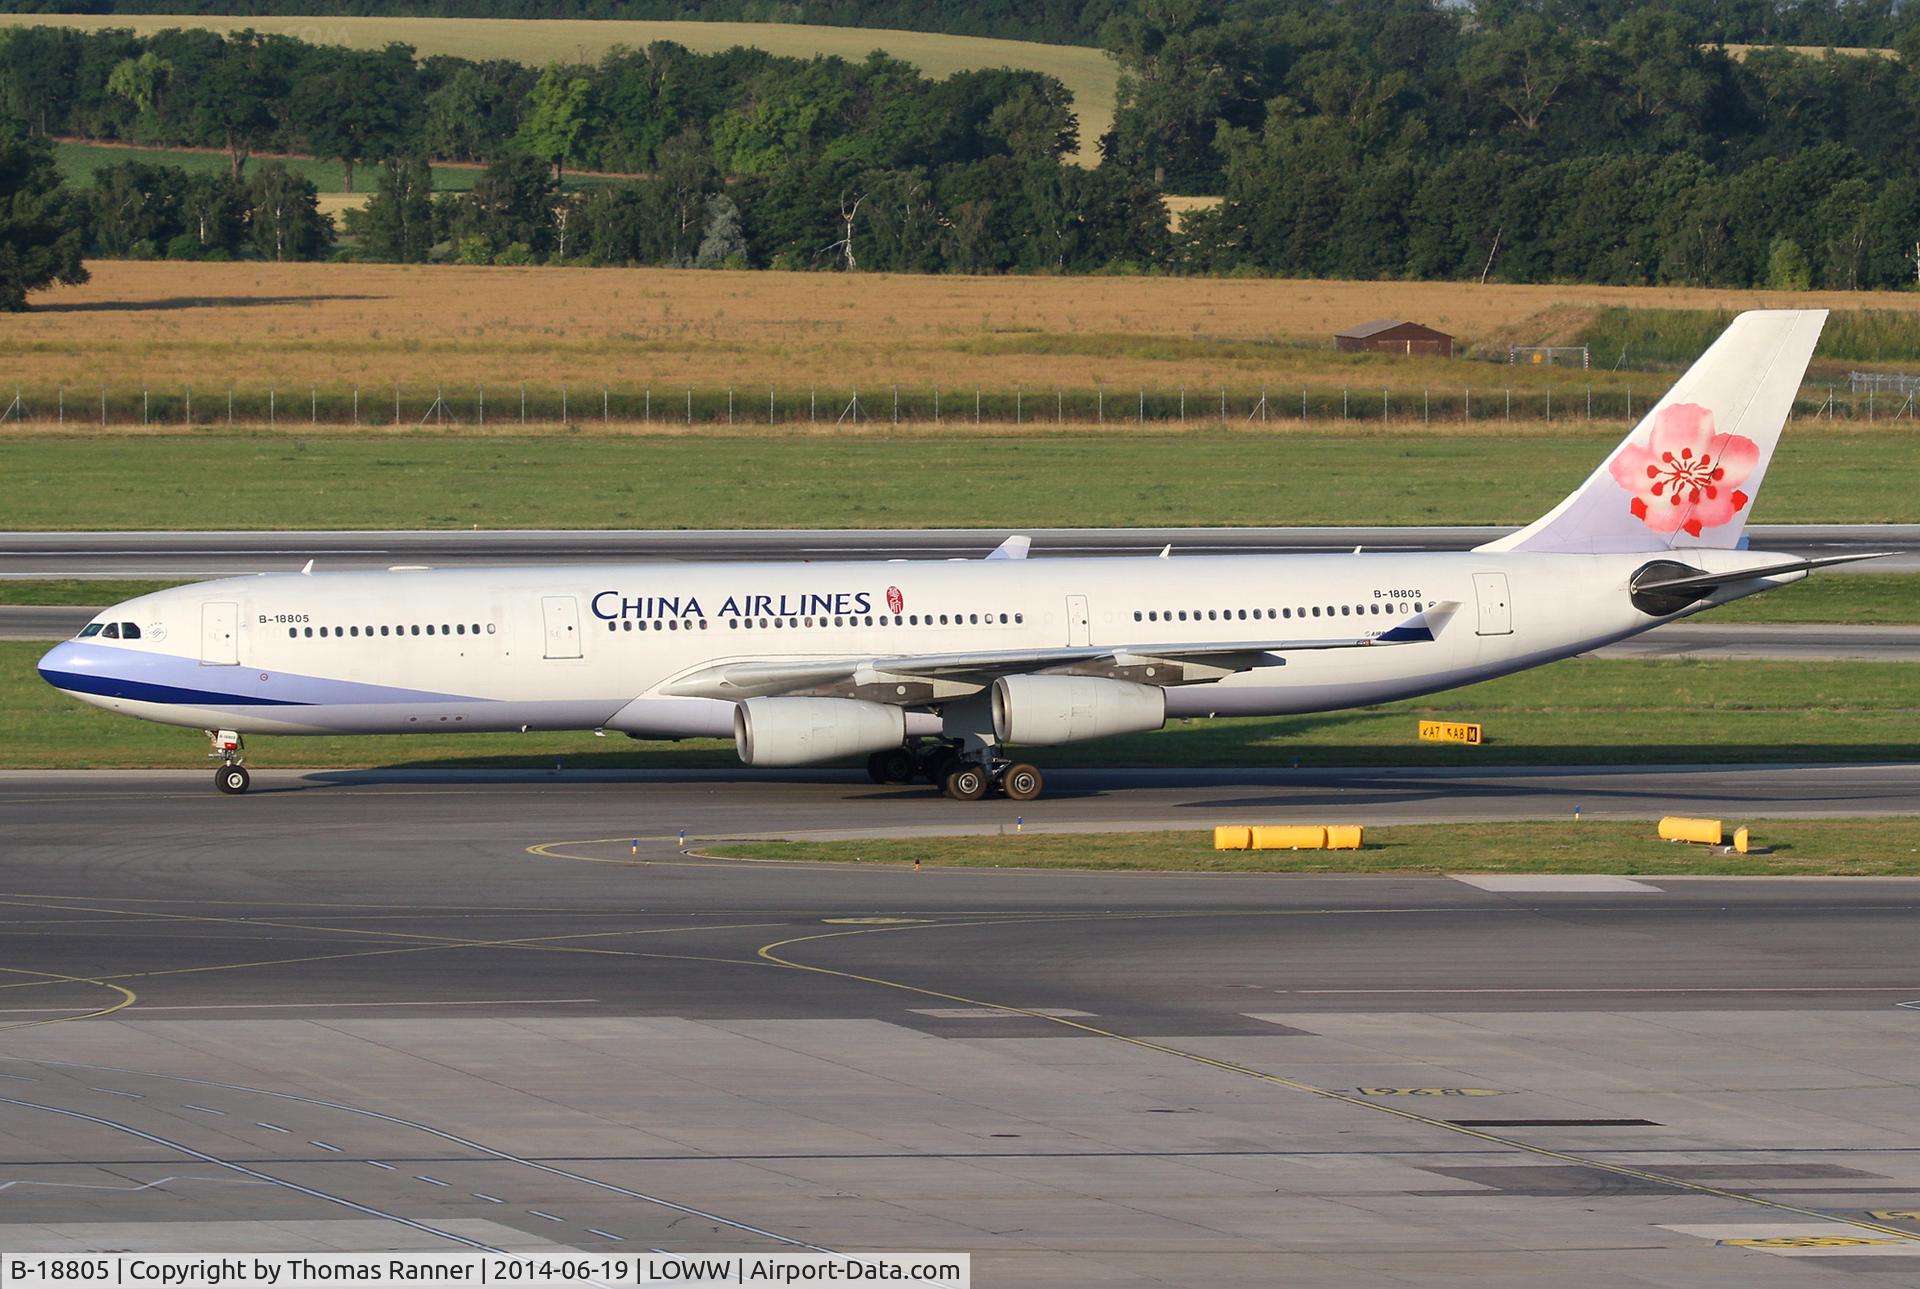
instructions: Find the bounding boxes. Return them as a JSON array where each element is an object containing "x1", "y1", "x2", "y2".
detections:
[
  {"x1": 2, "y1": 14, "x2": 1117, "y2": 165},
  {"x1": 8, "y1": 261, "x2": 1918, "y2": 394}
]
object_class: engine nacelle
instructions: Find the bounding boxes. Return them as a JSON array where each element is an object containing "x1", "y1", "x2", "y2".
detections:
[
  {"x1": 734, "y1": 697, "x2": 906, "y2": 767},
  {"x1": 991, "y1": 675, "x2": 1166, "y2": 746}
]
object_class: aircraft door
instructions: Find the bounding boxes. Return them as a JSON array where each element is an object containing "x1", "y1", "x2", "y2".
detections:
[
  {"x1": 1472, "y1": 572, "x2": 1513, "y2": 636},
  {"x1": 541, "y1": 595, "x2": 583, "y2": 659},
  {"x1": 200, "y1": 601, "x2": 239, "y2": 666},
  {"x1": 1066, "y1": 594, "x2": 1091, "y2": 647}
]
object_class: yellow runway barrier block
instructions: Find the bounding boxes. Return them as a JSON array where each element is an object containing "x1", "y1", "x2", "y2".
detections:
[
  {"x1": 1658, "y1": 816, "x2": 1724, "y2": 845},
  {"x1": 1213, "y1": 826, "x2": 1252, "y2": 851},
  {"x1": 1251, "y1": 825, "x2": 1327, "y2": 850},
  {"x1": 1324, "y1": 825, "x2": 1365, "y2": 850},
  {"x1": 1733, "y1": 826, "x2": 1750, "y2": 854}
]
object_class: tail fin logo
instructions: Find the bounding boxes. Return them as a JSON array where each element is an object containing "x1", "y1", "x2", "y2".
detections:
[{"x1": 1607, "y1": 402, "x2": 1759, "y2": 539}]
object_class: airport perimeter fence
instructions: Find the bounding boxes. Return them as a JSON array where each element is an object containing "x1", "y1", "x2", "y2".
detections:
[{"x1": 0, "y1": 382, "x2": 1907, "y2": 429}]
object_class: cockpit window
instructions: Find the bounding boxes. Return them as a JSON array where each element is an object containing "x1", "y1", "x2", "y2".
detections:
[
  {"x1": 101, "y1": 623, "x2": 120, "y2": 639},
  {"x1": 121, "y1": 622, "x2": 142, "y2": 640},
  {"x1": 78, "y1": 623, "x2": 103, "y2": 638}
]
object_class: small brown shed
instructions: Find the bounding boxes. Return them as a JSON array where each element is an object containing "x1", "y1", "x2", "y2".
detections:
[{"x1": 1334, "y1": 319, "x2": 1454, "y2": 358}]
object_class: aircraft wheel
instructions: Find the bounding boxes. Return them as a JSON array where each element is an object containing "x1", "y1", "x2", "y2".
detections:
[
  {"x1": 873, "y1": 747, "x2": 917, "y2": 784},
  {"x1": 943, "y1": 765, "x2": 989, "y2": 801},
  {"x1": 1000, "y1": 763, "x2": 1044, "y2": 802},
  {"x1": 216, "y1": 765, "x2": 251, "y2": 795}
]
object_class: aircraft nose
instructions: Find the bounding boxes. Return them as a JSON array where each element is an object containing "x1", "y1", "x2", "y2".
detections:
[{"x1": 37, "y1": 641, "x2": 84, "y2": 690}]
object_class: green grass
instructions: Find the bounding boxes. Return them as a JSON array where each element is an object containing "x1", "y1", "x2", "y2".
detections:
[
  {"x1": 51, "y1": 142, "x2": 648, "y2": 194},
  {"x1": 1694, "y1": 573, "x2": 1920, "y2": 624},
  {"x1": 1579, "y1": 306, "x2": 1920, "y2": 371},
  {"x1": 4, "y1": 429, "x2": 1917, "y2": 530},
  {"x1": 0, "y1": 580, "x2": 188, "y2": 607},
  {"x1": 9, "y1": 647, "x2": 1915, "y2": 768},
  {"x1": 708, "y1": 819, "x2": 1920, "y2": 875}
]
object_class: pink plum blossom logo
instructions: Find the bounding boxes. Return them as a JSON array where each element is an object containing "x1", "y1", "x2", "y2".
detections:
[{"x1": 1607, "y1": 402, "x2": 1759, "y2": 538}]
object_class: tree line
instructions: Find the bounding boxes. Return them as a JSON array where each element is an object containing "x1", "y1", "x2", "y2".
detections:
[
  {"x1": 7, "y1": 3, "x2": 1920, "y2": 307},
  {"x1": 1, "y1": 0, "x2": 1911, "y2": 53},
  {"x1": 1106, "y1": 0, "x2": 1920, "y2": 288}
]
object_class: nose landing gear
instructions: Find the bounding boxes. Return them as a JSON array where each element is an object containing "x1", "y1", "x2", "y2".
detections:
[{"x1": 208, "y1": 730, "x2": 250, "y2": 795}]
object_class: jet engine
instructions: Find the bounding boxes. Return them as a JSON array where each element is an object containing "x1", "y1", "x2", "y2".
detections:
[
  {"x1": 991, "y1": 675, "x2": 1166, "y2": 745},
  {"x1": 734, "y1": 697, "x2": 907, "y2": 767}
]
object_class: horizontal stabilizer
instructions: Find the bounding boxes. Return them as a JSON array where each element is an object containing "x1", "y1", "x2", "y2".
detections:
[{"x1": 1632, "y1": 551, "x2": 1888, "y2": 596}]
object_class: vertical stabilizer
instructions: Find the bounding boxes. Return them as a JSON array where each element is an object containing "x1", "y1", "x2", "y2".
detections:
[{"x1": 1478, "y1": 309, "x2": 1826, "y2": 554}]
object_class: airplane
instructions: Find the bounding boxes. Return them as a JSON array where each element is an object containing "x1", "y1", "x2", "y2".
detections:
[{"x1": 39, "y1": 309, "x2": 1872, "y2": 799}]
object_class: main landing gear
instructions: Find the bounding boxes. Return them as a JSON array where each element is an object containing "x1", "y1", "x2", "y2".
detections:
[
  {"x1": 209, "y1": 730, "x2": 250, "y2": 795},
  {"x1": 865, "y1": 744, "x2": 1046, "y2": 802}
]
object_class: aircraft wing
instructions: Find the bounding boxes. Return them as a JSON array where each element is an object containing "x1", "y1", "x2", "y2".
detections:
[{"x1": 660, "y1": 602, "x2": 1457, "y2": 701}]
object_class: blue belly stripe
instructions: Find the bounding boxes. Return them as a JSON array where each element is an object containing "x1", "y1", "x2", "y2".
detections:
[{"x1": 39, "y1": 669, "x2": 312, "y2": 708}]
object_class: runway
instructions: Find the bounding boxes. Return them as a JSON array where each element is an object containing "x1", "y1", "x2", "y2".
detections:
[
  {"x1": 4, "y1": 522, "x2": 1916, "y2": 577},
  {"x1": 4, "y1": 767, "x2": 1920, "y2": 1284}
]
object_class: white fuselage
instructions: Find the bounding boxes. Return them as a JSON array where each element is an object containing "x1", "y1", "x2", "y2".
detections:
[{"x1": 38, "y1": 548, "x2": 1798, "y2": 739}]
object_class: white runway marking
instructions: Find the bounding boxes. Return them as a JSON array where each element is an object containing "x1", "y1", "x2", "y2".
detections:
[{"x1": 1453, "y1": 875, "x2": 1662, "y2": 892}]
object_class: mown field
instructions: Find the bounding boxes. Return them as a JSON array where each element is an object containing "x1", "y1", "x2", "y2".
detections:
[
  {"x1": 711, "y1": 819, "x2": 1920, "y2": 876},
  {"x1": 51, "y1": 142, "x2": 488, "y2": 194},
  {"x1": 3, "y1": 429, "x2": 1915, "y2": 529},
  {"x1": 8, "y1": 261, "x2": 1919, "y2": 395},
  {"x1": 8, "y1": 649, "x2": 1915, "y2": 769},
  {"x1": 4, "y1": 14, "x2": 1118, "y2": 166}
]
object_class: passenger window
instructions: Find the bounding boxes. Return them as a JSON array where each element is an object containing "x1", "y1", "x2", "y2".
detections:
[
  {"x1": 380, "y1": 626, "x2": 390, "y2": 636},
  {"x1": 1014, "y1": 613, "x2": 1023, "y2": 624},
  {"x1": 1414, "y1": 602, "x2": 1423, "y2": 612},
  {"x1": 1177, "y1": 611, "x2": 1187, "y2": 621},
  {"x1": 288, "y1": 628, "x2": 297, "y2": 638},
  {"x1": 102, "y1": 623, "x2": 121, "y2": 639},
  {"x1": 699, "y1": 619, "x2": 708, "y2": 629},
  {"x1": 1311, "y1": 607, "x2": 1320, "y2": 618},
  {"x1": 318, "y1": 627, "x2": 327, "y2": 638},
  {"x1": 441, "y1": 624, "x2": 450, "y2": 635},
  {"x1": 411, "y1": 625, "x2": 420, "y2": 636},
  {"x1": 79, "y1": 623, "x2": 103, "y2": 638},
  {"x1": 304, "y1": 627, "x2": 314, "y2": 637},
  {"x1": 969, "y1": 614, "x2": 979, "y2": 625},
  {"x1": 1237, "y1": 610, "x2": 1246, "y2": 620},
  {"x1": 1208, "y1": 610, "x2": 1217, "y2": 620},
  {"x1": 456, "y1": 624, "x2": 466, "y2": 635}
]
